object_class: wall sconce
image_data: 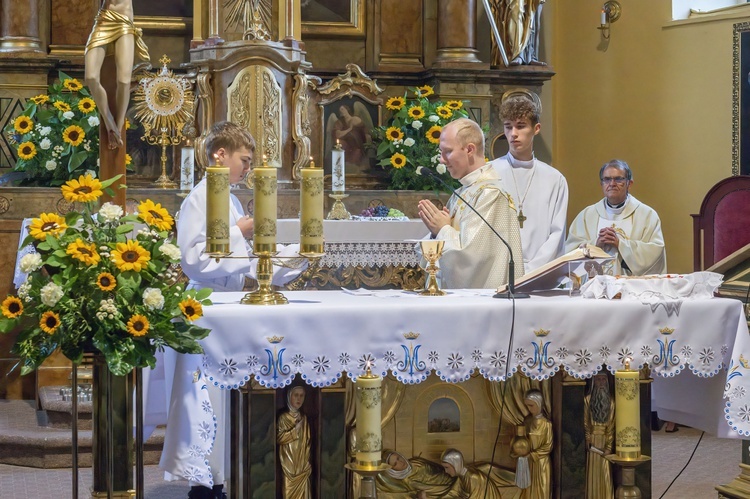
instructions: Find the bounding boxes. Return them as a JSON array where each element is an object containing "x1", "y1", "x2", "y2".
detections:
[{"x1": 598, "y1": 0, "x2": 621, "y2": 40}]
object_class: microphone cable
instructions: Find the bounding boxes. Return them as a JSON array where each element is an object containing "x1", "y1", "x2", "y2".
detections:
[{"x1": 657, "y1": 430, "x2": 704, "y2": 498}]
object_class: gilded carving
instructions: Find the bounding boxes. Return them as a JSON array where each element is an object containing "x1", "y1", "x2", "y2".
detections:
[
  {"x1": 314, "y1": 64, "x2": 385, "y2": 96},
  {"x1": 195, "y1": 72, "x2": 214, "y2": 178},
  {"x1": 56, "y1": 198, "x2": 75, "y2": 215},
  {"x1": 307, "y1": 266, "x2": 425, "y2": 290},
  {"x1": 0, "y1": 196, "x2": 9, "y2": 214},
  {"x1": 225, "y1": 0, "x2": 272, "y2": 41},
  {"x1": 292, "y1": 73, "x2": 316, "y2": 180}
]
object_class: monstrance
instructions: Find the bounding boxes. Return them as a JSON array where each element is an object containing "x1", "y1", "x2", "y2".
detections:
[{"x1": 131, "y1": 54, "x2": 195, "y2": 188}]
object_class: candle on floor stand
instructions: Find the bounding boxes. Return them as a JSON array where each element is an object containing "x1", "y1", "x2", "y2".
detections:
[
  {"x1": 300, "y1": 159, "x2": 324, "y2": 256},
  {"x1": 355, "y1": 364, "x2": 382, "y2": 468},
  {"x1": 614, "y1": 359, "x2": 640, "y2": 459},
  {"x1": 205, "y1": 159, "x2": 230, "y2": 256}
]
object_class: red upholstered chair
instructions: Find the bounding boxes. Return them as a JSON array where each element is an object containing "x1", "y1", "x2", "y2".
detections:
[{"x1": 692, "y1": 175, "x2": 750, "y2": 271}]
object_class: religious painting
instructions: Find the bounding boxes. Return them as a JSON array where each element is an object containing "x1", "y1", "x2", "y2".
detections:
[
  {"x1": 302, "y1": 0, "x2": 365, "y2": 37},
  {"x1": 320, "y1": 94, "x2": 381, "y2": 176},
  {"x1": 734, "y1": 21, "x2": 750, "y2": 175},
  {"x1": 427, "y1": 398, "x2": 461, "y2": 433}
]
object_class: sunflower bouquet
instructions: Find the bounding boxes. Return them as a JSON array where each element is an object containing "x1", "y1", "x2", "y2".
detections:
[
  {"x1": 372, "y1": 85, "x2": 469, "y2": 191},
  {"x1": 3, "y1": 71, "x2": 100, "y2": 186},
  {"x1": 0, "y1": 174, "x2": 212, "y2": 376}
]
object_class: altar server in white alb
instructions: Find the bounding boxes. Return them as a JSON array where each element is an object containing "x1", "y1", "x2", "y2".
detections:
[
  {"x1": 417, "y1": 118, "x2": 524, "y2": 289},
  {"x1": 490, "y1": 94, "x2": 568, "y2": 272},
  {"x1": 161, "y1": 121, "x2": 302, "y2": 499},
  {"x1": 565, "y1": 159, "x2": 667, "y2": 276}
]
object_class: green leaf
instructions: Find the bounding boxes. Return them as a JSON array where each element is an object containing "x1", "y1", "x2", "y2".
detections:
[
  {"x1": 116, "y1": 223, "x2": 135, "y2": 234},
  {"x1": 68, "y1": 150, "x2": 88, "y2": 172},
  {"x1": 100, "y1": 174, "x2": 123, "y2": 189},
  {"x1": 194, "y1": 287, "x2": 213, "y2": 301}
]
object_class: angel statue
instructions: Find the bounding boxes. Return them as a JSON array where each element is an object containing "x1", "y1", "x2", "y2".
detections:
[{"x1": 325, "y1": 102, "x2": 374, "y2": 174}]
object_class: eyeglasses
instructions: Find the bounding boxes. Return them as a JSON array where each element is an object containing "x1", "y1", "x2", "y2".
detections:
[{"x1": 600, "y1": 176, "x2": 628, "y2": 185}]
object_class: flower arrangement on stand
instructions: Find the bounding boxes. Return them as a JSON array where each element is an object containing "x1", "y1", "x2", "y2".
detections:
[
  {"x1": 372, "y1": 85, "x2": 469, "y2": 191},
  {"x1": 0, "y1": 174, "x2": 212, "y2": 376},
  {"x1": 3, "y1": 71, "x2": 101, "y2": 186}
]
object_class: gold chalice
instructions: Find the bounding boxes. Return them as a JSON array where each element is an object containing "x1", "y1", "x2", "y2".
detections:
[{"x1": 419, "y1": 239, "x2": 446, "y2": 296}]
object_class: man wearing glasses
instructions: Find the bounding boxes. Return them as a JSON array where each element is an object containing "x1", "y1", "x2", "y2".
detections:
[{"x1": 565, "y1": 159, "x2": 666, "y2": 276}]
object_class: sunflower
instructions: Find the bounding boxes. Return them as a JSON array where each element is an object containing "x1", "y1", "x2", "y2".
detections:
[
  {"x1": 390, "y1": 153, "x2": 407, "y2": 169},
  {"x1": 385, "y1": 96, "x2": 406, "y2": 111},
  {"x1": 77, "y1": 98, "x2": 96, "y2": 114},
  {"x1": 96, "y1": 272, "x2": 116, "y2": 291},
  {"x1": 61, "y1": 174, "x2": 103, "y2": 203},
  {"x1": 385, "y1": 126, "x2": 404, "y2": 142},
  {"x1": 30, "y1": 94, "x2": 49, "y2": 105},
  {"x1": 66, "y1": 238, "x2": 101, "y2": 266},
  {"x1": 112, "y1": 240, "x2": 151, "y2": 272},
  {"x1": 63, "y1": 78, "x2": 83, "y2": 92},
  {"x1": 125, "y1": 118, "x2": 132, "y2": 130},
  {"x1": 125, "y1": 153, "x2": 132, "y2": 166},
  {"x1": 407, "y1": 106, "x2": 425, "y2": 120},
  {"x1": 446, "y1": 100, "x2": 463, "y2": 110},
  {"x1": 62, "y1": 125, "x2": 85, "y2": 147},
  {"x1": 53, "y1": 101, "x2": 71, "y2": 113},
  {"x1": 179, "y1": 298, "x2": 203, "y2": 322},
  {"x1": 1, "y1": 296, "x2": 23, "y2": 319},
  {"x1": 39, "y1": 311, "x2": 61, "y2": 334},
  {"x1": 28, "y1": 212, "x2": 68, "y2": 240},
  {"x1": 417, "y1": 85, "x2": 434, "y2": 98},
  {"x1": 436, "y1": 106, "x2": 453, "y2": 119},
  {"x1": 17, "y1": 141, "x2": 36, "y2": 160},
  {"x1": 126, "y1": 314, "x2": 150, "y2": 337},
  {"x1": 426, "y1": 125, "x2": 442, "y2": 144},
  {"x1": 137, "y1": 200, "x2": 174, "y2": 231},
  {"x1": 13, "y1": 116, "x2": 33, "y2": 134}
]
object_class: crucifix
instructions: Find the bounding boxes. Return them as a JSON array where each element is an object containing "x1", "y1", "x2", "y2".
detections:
[{"x1": 518, "y1": 210, "x2": 527, "y2": 228}]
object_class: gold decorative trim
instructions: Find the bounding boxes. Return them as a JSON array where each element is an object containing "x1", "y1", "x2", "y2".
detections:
[
  {"x1": 292, "y1": 73, "x2": 315, "y2": 180},
  {"x1": 534, "y1": 328, "x2": 550, "y2": 337},
  {"x1": 135, "y1": 16, "x2": 191, "y2": 32},
  {"x1": 302, "y1": 0, "x2": 365, "y2": 38},
  {"x1": 658, "y1": 326, "x2": 675, "y2": 335},
  {"x1": 314, "y1": 63, "x2": 384, "y2": 96},
  {"x1": 403, "y1": 332, "x2": 419, "y2": 340},
  {"x1": 267, "y1": 335, "x2": 284, "y2": 343},
  {"x1": 732, "y1": 22, "x2": 750, "y2": 176},
  {"x1": 0, "y1": 83, "x2": 48, "y2": 90}
]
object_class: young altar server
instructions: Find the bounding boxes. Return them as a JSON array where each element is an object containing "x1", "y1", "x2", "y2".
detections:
[{"x1": 490, "y1": 94, "x2": 568, "y2": 273}]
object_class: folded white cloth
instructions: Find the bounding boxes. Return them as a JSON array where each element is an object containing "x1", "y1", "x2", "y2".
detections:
[{"x1": 580, "y1": 272, "x2": 723, "y2": 302}]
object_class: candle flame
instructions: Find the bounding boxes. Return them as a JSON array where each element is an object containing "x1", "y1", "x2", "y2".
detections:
[{"x1": 624, "y1": 357, "x2": 632, "y2": 370}]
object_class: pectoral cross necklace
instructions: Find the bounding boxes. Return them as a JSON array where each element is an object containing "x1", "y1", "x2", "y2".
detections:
[{"x1": 508, "y1": 155, "x2": 536, "y2": 229}]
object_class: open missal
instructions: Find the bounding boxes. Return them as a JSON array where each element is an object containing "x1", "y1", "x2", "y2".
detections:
[{"x1": 495, "y1": 244, "x2": 614, "y2": 294}]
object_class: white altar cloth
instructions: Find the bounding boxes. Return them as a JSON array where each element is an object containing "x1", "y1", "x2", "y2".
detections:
[
  {"x1": 196, "y1": 291, "x2": 749, "y2": 432},
  {"x1": 163, "y1": 290, "x2": 750, "y2": 485}
]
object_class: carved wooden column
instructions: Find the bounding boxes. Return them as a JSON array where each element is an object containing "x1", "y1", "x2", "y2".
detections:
[
  {"x1": 433, "y1": 0, "x2": 483, "y2": 67},
  {"x1": 0, "y1": 0, "x2": 44, "y2": 54}
]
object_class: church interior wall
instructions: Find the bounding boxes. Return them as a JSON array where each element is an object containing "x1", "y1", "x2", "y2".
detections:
[{"x1": 548, "y1": 0, "x2": 735, "y2": 274}]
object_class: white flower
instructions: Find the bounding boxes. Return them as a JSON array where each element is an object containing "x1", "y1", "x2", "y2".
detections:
[
  {"x1": 40, "y1": 282, "x2": 64, "y2": 307},
  {"x1": 97, "y1": 158, "x2": 100, "y2": 167},
  {"x1": 39, "y1": 126, "x2": 51, "y2": 136},
  {"x1": 142, "y1": 288, "x2": 165, "y2": 310},
  {"x1": 19, "y1": 253, "x2": 43, "y2": 273},
  {"x1": 159, "y1": 242, "x2": 181, "y2": 260},
  {"x1": 45, "y1": 160, "x2": 57, "y2": 171},
  {"x1": 39, "y1": 138, "x2": 51, "y2": 150},
  {"x1": 415, "y1": 166, "x2": 424, "y2": 175},
  {"x1": 62, "y1": 111, "x2": 74, "y2": 120},
  {"x1": 436, "y1": 164, "x2": 447, "y2": 174},
  {"x1": 428, "y1": 115, "x2": 440, "y2": 122},
  {"x1": 88, "y1": 116, "x2": 100, "y2": 127},
  {"x1": 411, "y1": 120, "x2": 423, "y2": 130},
  {"x1": 431, "y1": 154, "x2": 441, "y2": 164},
  {"x1": 18, "y1": 280, "x2": 32, "y2": 302},
  {"x1": 86, "y1": 169, "x2": 97, "y2": 178},
  {"x1": 98, "y1": 202, "x2": 123, "y2": 223},
  {"x1": 403, "y1": 138, "x2": 415, "y2": 147}
]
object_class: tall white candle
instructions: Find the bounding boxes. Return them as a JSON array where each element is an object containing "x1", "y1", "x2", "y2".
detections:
[
  {"x1": 601, "y1": 9, "x2": 607, "y2": 25},
  {"x1": 252, "y1": 165, "x2": 277, "y2": 254},
  {"x1": 180, "y1": 146, "x2": 195, "y2": 191},
  {"x1": 332, "y1": 139, "x2": 345, "y2": 192},
  {"x1": 355, "y1": 365, "x2": 382, "y2": 468}
]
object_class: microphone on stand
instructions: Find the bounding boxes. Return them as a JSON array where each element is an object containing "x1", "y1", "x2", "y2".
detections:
[{"x1": 418, "y1": 167, "x2": 529, "y2": 299}]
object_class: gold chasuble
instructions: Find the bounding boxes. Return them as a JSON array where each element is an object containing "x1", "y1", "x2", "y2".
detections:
[
  {"x1": 418, "y1": 164, "x2": 524, "y2": 289},
  {"x1": 85, "y1": 9, "x2": 150, "y2": 61}
]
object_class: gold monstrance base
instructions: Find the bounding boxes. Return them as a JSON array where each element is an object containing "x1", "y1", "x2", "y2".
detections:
[
  {"x1": 327, "y1": 193, "x2": 351, "y2": 220},
  {"x1": 419, "y1": 239, "x2": 446, "y2": 296},
  {"x1": 345, "y1": 463, "x2": 390, "y2": 499},
  {"x1": 605, "y1": 454, "x2": 651, "y2": 499},
  {"x1": 241, "y1": 252, "x2": 289, "y2": 305}
]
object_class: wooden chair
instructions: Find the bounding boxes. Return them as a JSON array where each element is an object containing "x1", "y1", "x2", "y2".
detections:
[{"x1": 692, "y1": 175, "x2": 750, "y2": 270}]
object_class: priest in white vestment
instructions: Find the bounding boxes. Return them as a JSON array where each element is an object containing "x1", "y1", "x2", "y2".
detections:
[
  {"x1": 565, "y1": 159, "x2": 667, "y2": 276},
  {"x1": 417, "y1": 118, "x2": 524, "y2": 289},
  {"x1": 158, "y1": 122, "x2": 302, "y2": 499},
  {"x1": 490, "y1": 95, "x2": 568, "y2": 273}
]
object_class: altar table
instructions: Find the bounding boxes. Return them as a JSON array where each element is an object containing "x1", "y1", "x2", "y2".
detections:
[{"x1": 163, "y1": 290, "x2": 750, "y2": 493}]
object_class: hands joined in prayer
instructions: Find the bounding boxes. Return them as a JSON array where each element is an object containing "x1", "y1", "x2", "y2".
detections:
[
  {"x1": 418, "y1": 199, "x2": 451, "y2": 236},
  {"x1": 596, "y1": 226, "x2": 619, "y2": 249}
]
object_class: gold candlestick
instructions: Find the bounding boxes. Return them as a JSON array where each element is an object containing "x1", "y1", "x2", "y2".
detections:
[
  {"x1": 419, "y1": 239, "x2": 446, "y2": 296},
  {"x1": 327, "y1": 193, "x2": 351, "y2": 220},
  {"x1": 240, "y1": 252, "x2": 289, "y2": 305}
]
